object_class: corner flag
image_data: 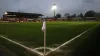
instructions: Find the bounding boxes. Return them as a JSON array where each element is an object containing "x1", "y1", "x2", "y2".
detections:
[
  {"x1": 41, "y1": 20, "x2": 46, "y2": 56},
  {"x1": 42, "y1": 21, "x2": 46, "y2": 32}
]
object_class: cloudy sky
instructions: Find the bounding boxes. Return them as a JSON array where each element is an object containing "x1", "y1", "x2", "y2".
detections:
[{"x1": 0, "y1": 0, "x2": 100, "y2": 17}]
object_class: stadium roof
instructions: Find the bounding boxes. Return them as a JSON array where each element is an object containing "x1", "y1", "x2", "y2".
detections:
[{"x1": 4, "y1": 11, "x2": 43, "y2": 18}]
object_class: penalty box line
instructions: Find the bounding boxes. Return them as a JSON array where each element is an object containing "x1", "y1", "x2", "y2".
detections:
[{"x1": 46, "y1": 24, "x2": 99, "y2": 55}]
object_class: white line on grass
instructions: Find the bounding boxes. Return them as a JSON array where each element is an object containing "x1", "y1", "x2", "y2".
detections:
[
  {"x1": 0, "y1": 24, "x2": 99, "y2": 56},
  {"x1": 0, "y1": 35, "x2": 43, "y2": 56},
  {"x1": 33, "y1": 47, "x2": 54, "y2": 51},
  {"x1": 46, "y1": 24, "x2": 99, "y2": 55}
]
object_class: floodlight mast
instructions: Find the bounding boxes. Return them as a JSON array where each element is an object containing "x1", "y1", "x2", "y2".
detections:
[{"x1": 52, "y1": 4, "x2": 57, "y2": 18}]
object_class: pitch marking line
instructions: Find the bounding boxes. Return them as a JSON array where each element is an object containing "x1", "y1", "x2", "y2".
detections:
[
  {"x1": 0, "y1": 24, "x2": 99, "y2": 56},
  {"x1": 46, "y1": 24, "x2": 99, "y2": 55},
  {"x1": 0, "y1": 35, "x2": 43, "y2": 56}
]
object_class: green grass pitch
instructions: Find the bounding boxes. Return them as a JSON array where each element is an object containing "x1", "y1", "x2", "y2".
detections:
[
  {"x1": 0, "y1": 21, "x2": 99, "y2": 56},
  {"x1": 0, "y1": 22, "x2": 98, "y2": 47}
]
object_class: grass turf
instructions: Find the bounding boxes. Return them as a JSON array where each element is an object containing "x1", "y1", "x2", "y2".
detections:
[
  {"x1": 71, "y1": 23, "x2": 99, "y2": 56},
  {"x1": 47, "y1": 22, "x2": 99, "y2": 56},
  {"x1": 0, "y1": 22, "x2": 98, "y2": 47},
  {"x1": 0, "y1": 22, "x2": 99, "y2": 56}
]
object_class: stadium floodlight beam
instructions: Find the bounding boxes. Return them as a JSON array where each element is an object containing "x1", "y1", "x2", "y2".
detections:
[
  {"x1": 4, "y1": 12, "x2": 8, "y2": 15},
  {"x1": 52, "y1": 4, "x2": 57, "y2": 18}
]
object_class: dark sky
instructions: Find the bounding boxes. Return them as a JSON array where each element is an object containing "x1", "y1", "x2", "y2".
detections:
[{"x1": 0, "y1": 0, "x2": 100, "y2": 17}]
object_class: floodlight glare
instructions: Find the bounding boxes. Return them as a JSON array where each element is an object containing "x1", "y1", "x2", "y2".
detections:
[
  {"x1": 52, "y1": 4, "x2": 57, "y2": 10},
  {"x1": 4, "y1": 12, "x2": 8, "y2": 15}
]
